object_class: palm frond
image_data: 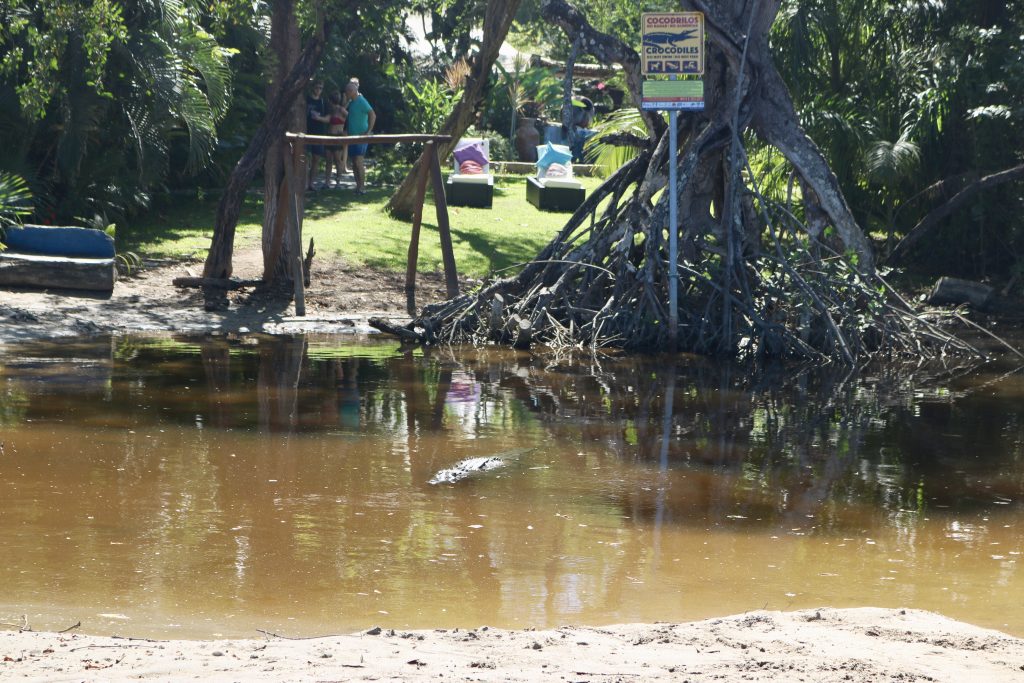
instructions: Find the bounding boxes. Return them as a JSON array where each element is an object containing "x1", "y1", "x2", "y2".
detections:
[
  {"x1": 865, "y1": 132, "x2": 920, "y2": 188},
  {"x1": 584, "y1": 107, "x2": 650, "y2": 174},
  {"x1": 0, "y1": 171, "x2": 32, "y2": 227}
]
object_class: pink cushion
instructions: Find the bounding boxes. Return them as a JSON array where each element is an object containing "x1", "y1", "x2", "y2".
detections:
[
  {"x1": 545, "y1": 163, "x2": 570, "y2": 178},
  {"x1": 459, "y1": 160, "x2": 484, "y2": 175}
]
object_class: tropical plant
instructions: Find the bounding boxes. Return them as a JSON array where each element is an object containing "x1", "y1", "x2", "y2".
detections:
[
  {"x1": 0, "y1": 171, "x2": 32, "y2": 228},
  {"x1": 582, "y1": 107, "x2": 649, "y2": 175},
  {"x1": 0, "y1": 0, "x2": 236, "y2": 224},
  {"x1": 399, "y1": 58, "x2": 469, "y2": 138},
  {"x1": 770, "y1": 0, "x2": 1024, "y2": 276}
]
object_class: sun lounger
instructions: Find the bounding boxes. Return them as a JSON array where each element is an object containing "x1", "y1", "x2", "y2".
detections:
[
  {"x1": 445, "y1": 138, "x2": 494, "y2": 208},
  {"x1": 526, "y1": 142, "x2": 585, "y2": 211}
]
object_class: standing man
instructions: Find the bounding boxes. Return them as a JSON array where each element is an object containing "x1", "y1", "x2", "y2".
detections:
[
  {"x1": 344, "y1": 79, "x2": 376, "y2": 195},
  {"x1": 306, "y1": 81, "x2": 330, "y2": 190}
]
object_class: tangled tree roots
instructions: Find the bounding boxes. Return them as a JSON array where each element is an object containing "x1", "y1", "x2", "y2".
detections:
[
  {"x1": 393, "y1": 0, "x2": 977, "y2": 364},
  {"x1": 409, "y1": 148, "x2": 975, "y2": 363}
]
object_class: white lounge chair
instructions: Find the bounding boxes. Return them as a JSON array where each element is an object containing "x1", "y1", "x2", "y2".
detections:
[
  {"x1": 526, "y1": 142, "x2": 585, "y2": 211},
  {"x1": 446, "y1": 138, "x2": 494, "y2": 208}
]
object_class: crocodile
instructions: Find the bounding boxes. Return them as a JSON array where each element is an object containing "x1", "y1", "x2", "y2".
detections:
[{"x1": 427, "y1": 448, "x2": 535, "y2": 485}]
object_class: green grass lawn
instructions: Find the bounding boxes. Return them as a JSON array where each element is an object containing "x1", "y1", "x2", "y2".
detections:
[{"x1": 125, "y1": 174, "x2": 605, "y2": 279}]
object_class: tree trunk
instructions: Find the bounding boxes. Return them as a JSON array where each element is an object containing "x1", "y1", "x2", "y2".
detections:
[
  {"x1": 261, "y1": 0, "x2": 306, "y2": 284},
  {"x1": 540, "y1": 0, "x2": 665, "y2": 142},
  {"x1": 202, "y1": 5, "x2": 328, "y2": 280},
  {"x1": 888, "y1": 163, "x2": 1024, "y2": 265},
  {"x1": 385, "y1": 0, "x2": 523, "y2": 219}
]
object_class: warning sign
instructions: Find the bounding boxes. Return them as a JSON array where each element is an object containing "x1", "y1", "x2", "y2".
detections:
[{"x1": 641, "y1": 12, "x2": 704, "y2": 76}]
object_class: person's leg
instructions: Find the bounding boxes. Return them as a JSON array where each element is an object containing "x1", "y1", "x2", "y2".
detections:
[
  {"x1": 353, "y1": 156, "x2": 365, "y2": 193},
  {"x1": 335, "y1": 149, "x2": 344, "y2": 182},
  {"x1": 307, "y1": 154, "x2": 321, "y2": 189},
  {"x1": 341, "y1": 144, "x2": 350, "y2": 174},
  {"x1": 349, "y1": 143, "x2": 367, "y2": 193},
  {"x1": 323, "y1": 151, "x2": 335, "y2": 186}
]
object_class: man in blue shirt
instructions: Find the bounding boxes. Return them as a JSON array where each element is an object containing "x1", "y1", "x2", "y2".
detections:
[{"x1": 344, "y1": 79, "x2": 376, "y2": 195}]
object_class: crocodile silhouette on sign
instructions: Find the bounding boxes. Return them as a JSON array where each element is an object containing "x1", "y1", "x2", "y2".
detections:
[{"x1": 643, "y1": 30, "x2": 698, "y2": 47}]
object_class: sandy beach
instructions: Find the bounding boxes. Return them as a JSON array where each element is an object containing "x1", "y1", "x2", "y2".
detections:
[{"x1": 2, "y1": 608, "x2": 1023, "y2": 682}]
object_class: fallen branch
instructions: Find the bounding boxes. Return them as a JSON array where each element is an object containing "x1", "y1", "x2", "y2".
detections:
[
  {"x1": 889, "y1": 163, "x2": 1024, "y2": 264},
  {"x1": 172, "y1": 277, "x2": 261, "y2": 290},
  {"x1": 58, "y1": 621, "x2": 81, "y2": 634},
  {"x1": 368, "y1": 317, "x2": 428, "y2": 345},
  {"x1": 952, "y1": 311, "x2": 1024, "y2": 361},
  {"x1": 0, "y1": 615, "x2": 28, "y2": 631},
  {"x1": 256, "y1": 628, "x2": 352, "y2": 641}
]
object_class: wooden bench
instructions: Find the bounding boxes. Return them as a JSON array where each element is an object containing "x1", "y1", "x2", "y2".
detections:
[{"x1": 0, "y1": 224, "x2": 116, "y2": 292}]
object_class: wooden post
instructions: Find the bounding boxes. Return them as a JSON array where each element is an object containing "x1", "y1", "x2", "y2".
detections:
[
  {"x1": 281, "y1": 140, "x2": 307, "y2": 316},
  {"x1": 427, "y1": 142, "x2": 459, "y2": 298},
  {"x1": 405, "y1": 143, "x2": 433, "y2": 315}
]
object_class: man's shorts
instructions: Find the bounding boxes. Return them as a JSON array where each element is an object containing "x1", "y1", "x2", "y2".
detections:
[{"x1": 349, "y1": 143, "x2": 368, "y2": 158}]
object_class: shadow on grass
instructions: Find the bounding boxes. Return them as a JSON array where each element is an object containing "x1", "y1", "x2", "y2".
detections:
[
  {"x1": 121, "y1": 195, "x2": 264, "y2": 255},
  {"x1": 302, "y1": 186, "x2": 396, "y2": 218},
  {"x1": 448, "y1": 225, "x2": 550, "y2": 274}
]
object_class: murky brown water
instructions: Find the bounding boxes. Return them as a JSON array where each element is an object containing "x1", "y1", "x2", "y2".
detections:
[{"x1": 1, "y1": 335, "x2": 1022, "y2": 638}]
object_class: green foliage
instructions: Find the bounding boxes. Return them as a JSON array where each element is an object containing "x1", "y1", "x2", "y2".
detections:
[
  {"x1": 464, "y1": 126, "x2": 512, "y2": 162},
  {"x1": 764, "y1": 0, "x2": 1024, "y2": 276},
  {"x1": 0, "y1": 171, "x2": 32, "y2": 227},
  {"x1": 0, "y1": 0, "x2": 128, "y2": 120},
  {"x1": 583, "y1": 108, "x2": 650, "y2": 175},
  {"x1": 480, "y1": 61, "x2": 562, "y2": 142},
  {"x1": 0, "y1": 0, "x2": 237, "y2": 225},
  {"x1": 399, "y1": 78, "x2": 460, "y2": 135}
]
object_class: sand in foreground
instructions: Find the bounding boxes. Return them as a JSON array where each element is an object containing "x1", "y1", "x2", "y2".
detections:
[{"x1": 3, "y1": 608, "x2": 1024, "y2": 682}]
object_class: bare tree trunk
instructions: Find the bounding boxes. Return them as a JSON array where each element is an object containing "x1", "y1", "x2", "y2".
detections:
[
  {"x1": 888, "y1": 163, "x2": 1024, "y2": 264},
  {"x1": 540, "y1": 0, "x2": 665, "y2": 142},
  {"x1": 385, "y1": 0, "x2": 523, "y2": 219},
  {"x1": 203, "y1": 5, "x2": 329, "y2": 280},
  {"x1": 261, "y1": 0, "x2": 306, "y2": 283}
]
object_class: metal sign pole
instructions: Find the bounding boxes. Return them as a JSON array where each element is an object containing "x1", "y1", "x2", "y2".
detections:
[
  {"x1": 640, "y1": 11, "x2": 703, "y2": 351},
  {"x1": 668, "y1": 79, "x2": 679, "y2": 350}
]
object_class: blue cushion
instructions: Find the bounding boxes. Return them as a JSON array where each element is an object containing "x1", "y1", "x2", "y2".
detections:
[
  {"x1": 2, "y1": 225, "x2": 115, "y2": 258},
  {"x1": 536, "y1": 142, "x2": 572, "y2": 172}
]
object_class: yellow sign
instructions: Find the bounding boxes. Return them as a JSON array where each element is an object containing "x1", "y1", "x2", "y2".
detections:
[{"x1": 641, "y1": 12, "x2": 704, "y2": 76}]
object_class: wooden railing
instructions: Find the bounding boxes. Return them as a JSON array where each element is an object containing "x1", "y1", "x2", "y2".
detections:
[{"x1": 282, "y1": 133, "x2": 457, "y2": 316}]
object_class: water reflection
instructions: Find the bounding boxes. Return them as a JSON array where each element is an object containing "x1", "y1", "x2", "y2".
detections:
[{"x1": 0, "y1": 335, "x2": 1021, "y2": 637}]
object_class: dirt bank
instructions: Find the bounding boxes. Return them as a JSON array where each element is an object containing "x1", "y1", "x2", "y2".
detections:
[
  {"x1": 3, "y1": 608, "x2": 1024, "y2": 682},
  {"x1": 0, "y1": 248, "x2": 451, "y2": 345}
]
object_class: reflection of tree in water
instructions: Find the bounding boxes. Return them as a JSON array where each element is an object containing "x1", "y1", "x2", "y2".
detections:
[
  {"x1": 453, "y1": 351, "x2": 1014, "y2": 532},
  {"x1": 185, "y1": 336, "x2": 1022, "y2": 530}
]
